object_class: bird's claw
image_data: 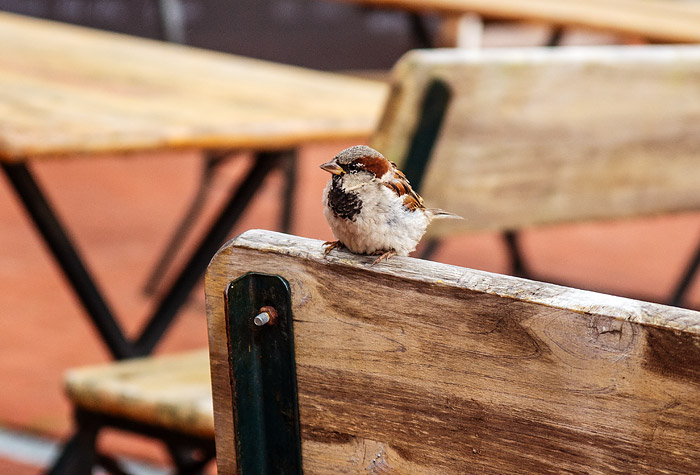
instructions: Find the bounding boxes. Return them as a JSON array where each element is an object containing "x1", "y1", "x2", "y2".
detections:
[
  {"x1": 372, "y1": 250, "x2": 397, "y2": 265},
  {"x1": 322, "y1": 240, "x2": 344, "y2": 256}
]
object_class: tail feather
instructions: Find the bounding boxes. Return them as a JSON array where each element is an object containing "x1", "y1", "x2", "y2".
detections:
[{"x1": 426, "y1": 208, "x2": 463, "y2": 220}]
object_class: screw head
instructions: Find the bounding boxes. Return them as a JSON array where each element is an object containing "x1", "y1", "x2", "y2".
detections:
[
  {"x1": 253, "y1": 312, "x2": 270, "y2": 326},
  {"x1": 253, "y1": 306, "x2": 278, "y2": 326}
]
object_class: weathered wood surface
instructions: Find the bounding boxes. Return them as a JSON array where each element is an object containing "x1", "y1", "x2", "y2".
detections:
[
  {"x1": 0, "y1": 12, "x2": 387, "y2": 161},
  {"x1": 371, "y1": 46, "x2": 700, "y2": 235},
  {"x1": 335, "y1": 0, "x2": 700, "y2": 43},
  {"x1": 64, "y1": 349, "x2": 214, "y2": 437},
  {"x1": 206, "y1": 229, "x2": 700, "y2": 474}
]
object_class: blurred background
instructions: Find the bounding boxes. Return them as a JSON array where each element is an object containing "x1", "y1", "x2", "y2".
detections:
[
  {"x1": 0, "y1": 0, "x2": 630, "y2": 69},
  {"x1": 1, "y1": 1, "x2": 699, "y2": 474},
  {"x1": 0, "y1": 0, "x2": 416, "y2": 69}
]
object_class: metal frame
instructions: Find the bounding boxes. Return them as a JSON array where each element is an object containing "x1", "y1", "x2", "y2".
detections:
[
  {"x1": 143, "y1": 150, "x2": 298, "y2": 296},
  {"x1": 142, "y1": 151, "x2": 228, "y2": 296},
  {"x1": 48, "y1": 408, "x2": 215, "y2": 475},
  {"x1": 2, "y1": 150, "x2": 292, "y2": 359},
  {"x1": 2, "y1": 149, "x2": 295, "y2": 473},
  {"x1": 670, "y1": 238, "x2": 700, "y2": 307},
  {"x1": 226, "y1": 273, "x2": 302, "y2": 473}
]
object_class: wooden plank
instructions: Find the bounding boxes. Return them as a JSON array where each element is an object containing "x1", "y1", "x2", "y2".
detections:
[
  {"x1": 0, "y1": 12, "x2": 387, "y2": 161},
  {"x1": 334, "y1": 0, "x2": 700, "y2": 43},
  {"x1": 206, "y1": 229, "x2": 700, "y2": 474},
  {"x1": 371, "y1": 46, "x2": 700, "y2": 235},
  {"x1": 64, "y1": 350, "x2": 214, "y2": 437}
]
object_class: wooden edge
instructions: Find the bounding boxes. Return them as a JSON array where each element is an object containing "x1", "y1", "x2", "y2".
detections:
[
  {"x1": 396, "y1": 44, "x2": 700, "y2": 67},
  {"x1": 233, "y1": 229, "x2": 700, "y2": 333},
  {"x1": 0, "y1": 128, "x2": 378, "y2": 163},
  {"x1": 205, "y1": 249, "x2": 237, "y2": 473}
]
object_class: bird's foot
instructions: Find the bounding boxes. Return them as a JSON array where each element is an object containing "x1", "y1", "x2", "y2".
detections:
[
  {"x1": 322, "y1": 240, "x2": 344, "y2": 256},
  {"x1": 372, "y1": 250, "x2": 397, "y2": 265}
]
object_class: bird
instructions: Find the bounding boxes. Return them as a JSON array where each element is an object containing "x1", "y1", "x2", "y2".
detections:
[{"x1": 320, "y1": 145, "x2": 461, "y2": 264}]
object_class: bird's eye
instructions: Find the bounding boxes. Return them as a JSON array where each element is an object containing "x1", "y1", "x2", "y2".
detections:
[{"x1": 346, "y1": 162, "x2": 362, "y2": 173}]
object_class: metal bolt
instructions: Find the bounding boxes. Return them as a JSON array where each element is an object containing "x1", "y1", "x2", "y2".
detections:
[
  {"x1": 254, "y1": 312, "x2": 270, "y2": 326},
  {"x1": 253, "y1": 306, "x2": 278, "y2": 326}
]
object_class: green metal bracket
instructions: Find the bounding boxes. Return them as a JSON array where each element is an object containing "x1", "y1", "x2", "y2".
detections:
[
  {"x1": 226, "y1": 272, "x2": 302, "y2": 474},
  {"x1": 401, "y1": 78, "x2": 452, "y2": 194}
]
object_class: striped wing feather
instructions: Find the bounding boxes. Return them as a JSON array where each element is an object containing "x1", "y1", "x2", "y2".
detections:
[{"x1": 382, "y1": 162, "x2": 425, "y2": 212}]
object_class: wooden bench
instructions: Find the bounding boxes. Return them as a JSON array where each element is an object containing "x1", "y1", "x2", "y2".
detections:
[
  {"x1": 64, "y1": 350, "x2": 213, "y2": 439},
  {"x1": 206, "y1": 229, "x2": 700, "y2": 473},
  {"x1": 371, "y1": 45, "x2": 700, "y2": 304},
  {"x1": 334, "y1": 0, "x2": 700, "y2": 45}
]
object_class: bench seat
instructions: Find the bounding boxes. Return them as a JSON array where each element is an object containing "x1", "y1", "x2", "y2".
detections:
[{"x1": 64, "y1": 350, "x2": 213, "y2": 439}]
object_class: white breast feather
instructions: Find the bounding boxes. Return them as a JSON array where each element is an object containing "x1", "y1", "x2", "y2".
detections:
[{"x1": 323, "y1": 178, "x2": 430, "y2": 256}]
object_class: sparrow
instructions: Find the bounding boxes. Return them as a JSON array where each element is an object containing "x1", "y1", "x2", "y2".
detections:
[{"x1": 320, "y1": 145, "x2": 461, "y2": 264}]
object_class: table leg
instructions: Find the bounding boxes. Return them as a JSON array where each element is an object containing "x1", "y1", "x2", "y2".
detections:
[
  {"x1": 669, "y1": 234, "x2": 700, "y2": 307},
  {"x1": 143, "y1": 149, "x2": 298, "y2": 295},
  {"x1": 3, "y1": 151, "x2": 291, "y2": 359},
  {"x1": 142, "y1": 151, "x2": 228, "y2": 296},
  {"x1": 6, "y1": 151, "x2": 291, "y2": 473},
  {"x1": 503, "y1": 229, "x2": 529, "y2": 278},
  {"x1": 45, "y1": 413, "x2": 99, "y2": 475},
  {"x1": 132, "y1": 149, "x2": 293, "y2": 356},
  {"x1": 280, "y1": 151, "x2": 297, "y2": 234},
  {"x1": 408, "y1": 13, "x2": 433, "y2": 48},
  {"x1": 2, "y1": 162, "x2": 132, "y2": 360}
]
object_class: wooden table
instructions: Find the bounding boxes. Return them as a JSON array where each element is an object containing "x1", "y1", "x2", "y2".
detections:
[
  {"x1": 0, "y1": 11, "x2": 386, "y2": 161},
  {"x1": 335, "y1": 0, "x2": 700, "y2": 44},
  {"x1": 0, "y1": 10, "x2": 387, "y2": 360}
]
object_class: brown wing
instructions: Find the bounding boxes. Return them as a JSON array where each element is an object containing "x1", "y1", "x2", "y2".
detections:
[{"x1": 382, "y1": 161, "x2": 425, "y2": 212}]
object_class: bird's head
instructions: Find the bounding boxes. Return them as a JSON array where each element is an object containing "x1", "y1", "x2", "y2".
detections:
[{"x1": 320, "y1": 145, "x2": 392, "y2": 182}]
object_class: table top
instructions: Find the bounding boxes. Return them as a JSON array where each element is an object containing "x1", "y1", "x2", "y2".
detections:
[
  {"x1": 0, "y1": 12, "x2": 388, "y2": 162},
  {"x1": 335, "y1": 0, "x2": 700, "y2": 43}
]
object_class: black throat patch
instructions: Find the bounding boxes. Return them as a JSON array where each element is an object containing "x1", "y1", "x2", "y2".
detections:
[{"x1": 328, "y1": 175, "x2": 362, "y2": 221}]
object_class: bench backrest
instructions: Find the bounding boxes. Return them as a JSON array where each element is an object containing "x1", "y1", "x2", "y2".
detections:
[
  {"x1": 371, "y1": 46, "x2": 700, "y2": 236},
  {"x1": 206, "y1": 229, "x2": 700, "y2": 473}
]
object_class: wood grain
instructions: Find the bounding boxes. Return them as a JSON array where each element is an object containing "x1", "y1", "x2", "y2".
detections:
[
  {"x1": 0, "y1": 12, "x2": 387, "y2": 161},
  {"x1": 206, "y1": 229, "x2": 700, "y2": 474},
  {"x1": 371, "y1": 46, "x2": 700, "y2": 236},
  {"x1": 334, "y1": 0, "x2": 700, "y2": 43},
  {"x1": 64, "y1": 350, "x2": 214, "y2": 437}
]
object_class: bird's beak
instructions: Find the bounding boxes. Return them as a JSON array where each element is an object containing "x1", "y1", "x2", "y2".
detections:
[{"x1": 320, "y1": 160, "x2": 344, "y2": 175}]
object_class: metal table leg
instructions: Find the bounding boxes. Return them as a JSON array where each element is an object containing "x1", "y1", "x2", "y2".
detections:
[
  {"x1": 3, "y1": 150, "x2": 290, "y2": 358},
  {"x1": 143, "y1": 149, "x2": 298, "y2": 296},
  {"x1": 132, "y1": 149, "x2": 291, "y2": 356},
  {"x1": 670, "y1": 233, "x2": 700, "y2": 307},
  {"x1": 279, "y1": 151, "x2": 297, "y2": 234},
  {"x1": 503, "y1": 229, "x2": 529, "y2": 278},
  {"x1": 4, "y1": 150, "x2": 293, "y2": 473},
  {"x1": 45, "y1": 412, "x2": 99, "y2": 475},
  {"x1": 142, "y1": 151, "x2": 228, "y2": 296},
  {"x1": 2, "y1": 162, "x2": 132, "y2": 360}
]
